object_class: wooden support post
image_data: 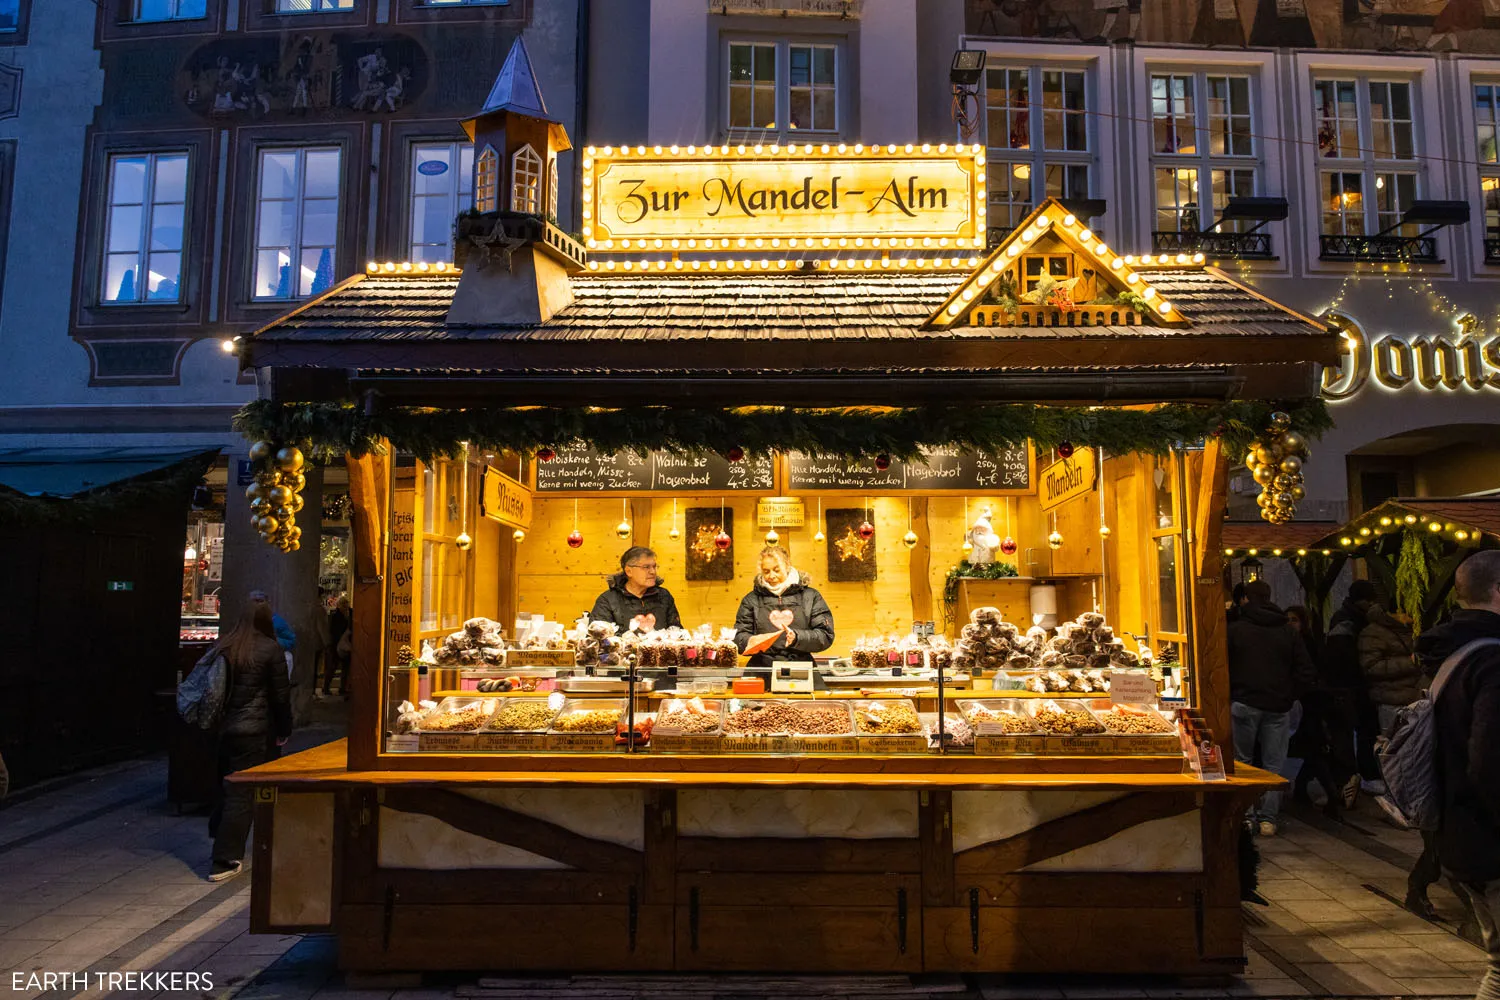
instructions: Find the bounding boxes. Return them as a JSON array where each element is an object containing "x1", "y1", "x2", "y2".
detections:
[
  {"x1": 346, "y1": 448, "x2": 391, "y2": 772},
  {"x1": 910, "y1": 497, "x2": 932, "y2": 625},
  {"x1": 630, "y1": 499, "x2": 653, "y2": 551},
  {"x1": 1189, "y1": 438, "x2": 1233, "y2": 772}
]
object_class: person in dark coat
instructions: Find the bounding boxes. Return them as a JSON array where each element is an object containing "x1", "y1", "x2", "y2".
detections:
[
  {"x1": 323, "y1": 594, "x2": 353, "y2": 696},
  {"x1": 1228, "y1": 579, "x2": 1316, "y2": 836},
  {"x1": 1359, "y1": 603, "x2": 1423, "y2": 732},
  {"x1": 1288, "y1": 604, "x2": 1344, "y2": 819},
  {"x1": 590, "y1": 546, "x2": 682, "y2": 633},
  {"x1": 1419, "y1": 549, "x2": 1500, "y2": 977},
  {"x1": 1325, "y1": 579, "x2": 1382, "y2": 804},
  {"x1": 208, "y1": 597, "x2": 292, "y2": 882},
  {"x1": 734, "y1": 546, "x2": 835, "y2": 669}
]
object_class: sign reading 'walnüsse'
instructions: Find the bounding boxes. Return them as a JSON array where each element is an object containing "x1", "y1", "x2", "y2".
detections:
[{"x1": 582, "y1": 145, "x2": 987, "y2": 247}]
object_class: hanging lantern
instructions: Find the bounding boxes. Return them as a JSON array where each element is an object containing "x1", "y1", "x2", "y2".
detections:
[
  {"x1": 455, "y1": 531, "x2": 473, "y2": 551},
  {"x1": 1000, "y1": 536, "x2": 1018, "y2": 556},
  {"x1": 248, "y1": 440, "x2": 274, "y2": 463},
  {"x1": 1048, "y1": 530, "x2": 1063, "y2": 550},
  {"x1": 857, "y1": 520, "x2": 875, "y2": 541},
  {"x1": 616, "y1": 519, "x2": 632, "y2": 540},
  {"x1": 274, "y1": 446, "x2": 305, "y2": 473},
  {"x1": 874, "y1": 454, "x2": 892, "y2": 471},
  {"x1": 726, "y1": 446, "x2": 745, "y2": 463},
  {"x1": 714, "y1": 530, "x2": 732, "y2": 551},
  {"x1": 1057, "y1": 441, "x2": 1075, "y2": 459},
  {"x1": 537, "y1": 447, "x2": 556, "y2": 462},
  {"x1": 567, "y1": 529, "x2": 584, "y2": 548},
  {"x1": 513, "y1": 528, "x2": 526, "y2": 542}
]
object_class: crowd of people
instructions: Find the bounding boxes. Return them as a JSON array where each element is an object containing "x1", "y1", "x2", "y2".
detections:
[{"x1": 1227, "y1": 551, "x2": 1499, "y2": 1000}]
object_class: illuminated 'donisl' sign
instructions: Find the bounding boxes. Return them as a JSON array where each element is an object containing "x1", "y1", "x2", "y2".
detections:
[
  {"x1": 581, "y1": 143, "x2": 986, "y2": 247},
  {"x1": 1321, "y1": 320, "x2": 1500, "y2": 400}
]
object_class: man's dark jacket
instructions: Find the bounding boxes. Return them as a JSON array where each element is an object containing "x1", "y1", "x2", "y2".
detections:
[
  {"x1": 590, "y1": 579, "x2": 683, "y2": 632},
  {"x1": 1227, "y1": 600, "x2": 1317, "y2": 713},
  {"x1": 1416, "y1": 608, "x2": 1500, "y2": 882}
]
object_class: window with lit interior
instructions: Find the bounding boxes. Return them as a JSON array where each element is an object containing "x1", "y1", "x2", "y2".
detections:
[
  {"x1": 1313, "y1": 77, "x2": 1419, "y2": 237},
  {"x1": 409, "y1": 142, "x2": 474, "y2": 263},
  {"x1": 253, "y1": 146, "x2": 341, "y2": 301},
  {"x1": 510, "y1": 144, "x2": 542, "y2": 214},
  {"x1": 474, "y1": 146, "x2": 498, "y2": 213},
  {"x1": 1149, "y1": 72, "x2": 1257, "y2": 235},
  {"x1": 984, "y1": 65, "x2": 1092, "y2": 233},
  {"x1": 102, "y1": 152, "x2": 188, "y2": 304},
  {"x1": 725, "y1": 40, "x2": 838, "y2": 140}
]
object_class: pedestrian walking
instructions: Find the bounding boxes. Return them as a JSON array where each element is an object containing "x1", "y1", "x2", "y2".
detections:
[
  {"x1": 1288, "y1": 605, "x2": 1346, "y2": 818},
  {"x1": 1228, "y1": 579, "x2": 1317, "y2": 836},
  {"x1": 1325, "y1": 579, "x2": 1382, "y2": 805},
  {"x1": 250, "y1": 589, "x2": 296, "y2": 678},
  {"x1": 1421, "y1": 549, "x2": 1500, "y2": 999},
  {"x1": 207, "y1": 598, "x2": 292, "y2": 882},
  {"x1": 309, "y1": 587, "x2": 332, "y2": 692},
  {"x1": 1360, "y1": 602, "x2": 1422, "y2": 734},
  {"x1": 323, "y1": 595, "x2": 353, "y2": 696}
]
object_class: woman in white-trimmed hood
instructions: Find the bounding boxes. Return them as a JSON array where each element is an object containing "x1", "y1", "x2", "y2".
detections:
[{"x1": 733, "y1": 545, "x2": 835, "y2": 668}]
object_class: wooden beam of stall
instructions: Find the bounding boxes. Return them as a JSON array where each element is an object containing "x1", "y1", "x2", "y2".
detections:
[
  {"x1": 346, "y1": 447, "x2": 392, "y2": 772},
  {"x1": 1188, "y1": 438, "x2": 1233, "y2": 772},
  {"x1": 910, "y1": 497, "x2": 932, "y2": 624},
  {"x1": 631, "y1": 499, "x2": 652, "y2": 550}
]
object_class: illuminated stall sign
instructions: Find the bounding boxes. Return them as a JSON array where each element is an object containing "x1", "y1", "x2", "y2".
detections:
[
  {"x1": 1321, "y1": 320, "x2": 1500, "y2": 400},
  {"x1": 480, "y1": 467, "x2": 533, "y2": 530},
  {"x1": 583, "y1": 145, "x2": 986, "y2": 247}
]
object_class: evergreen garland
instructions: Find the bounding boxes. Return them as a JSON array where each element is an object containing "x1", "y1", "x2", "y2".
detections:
[{"x1": 234, "y1": 398, "x2": 1332, "y2": 465}]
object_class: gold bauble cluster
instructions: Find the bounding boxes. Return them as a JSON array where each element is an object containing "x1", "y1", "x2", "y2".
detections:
[
  {"x1": 245, "y1": 442, "x2": 308, "y2": 552},
  {"x1": 1246, "y1": 412, "x2": 1308, "y2": 525}
]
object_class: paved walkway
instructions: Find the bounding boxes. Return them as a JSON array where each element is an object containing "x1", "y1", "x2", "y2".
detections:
[{"x1": 0, "y1": 747, "x2": 1490, "y2": 1000}]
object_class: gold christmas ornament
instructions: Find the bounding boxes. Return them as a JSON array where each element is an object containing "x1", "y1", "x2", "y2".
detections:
[
  {"x1": 962, "y1": 538, "x2": 973, "y2": 553},
  {"x1": 248, "y1": 441, "x2": 274, "y2": 463},
  {"x1": 274, "y1": 446, "x2": 305, "y2": 473},
  {"x1": 1047, "y1": 530, "x2": 1063, "y2": 550},
  {"x1": 1290, "y1": 485, "x2": 1306, "y2": 501},
  {"x1": 257, "y1": 515, "x2": 281, "y2": 534},
  {"x1": 455, "y1": 531, "x2": 473, "y2": 550},
  {"x1": 245, "y1": 482, "x2": 265, "y2": 501},
  {"x1": 1273, "y1": 473, "x2": 1292, "y2": 490},
  {"x1": 902, "y1": 529, "x2": 919, "y2": 549},
  {"x1": 288, "y1": 472, "x2": 306, "y2": 493},
  {"x1": 255, "y1": 470, "x2": 281, "y2": 488},
  {"x1": 1253, "y1": 465, "x2": 1275, "y2": 486},
  {"x1": 513, "y1": 528, "x2": 526, "y2": 542},
  {"x1": 1279, "y1": 455, "x2": 1303, "y2": 475},
  {"x1": 287, "y1": 539, "x2": 300, "y2": 552},
  {"x1": 1255, "y1": 446, "x2": 1276, "y2": 466},
  {"x1": 1099, "y1": 524, "x2": 1112, "y2": 537},
  {"x1": 272, "y1": 505, "x2": 292, "y2": 520},
  {"x1": 813, "y1": 530, "x2": 826, "y2": 543},
  {"x1": 1280, "y1": 431, "x2": 1306, "y2": 454},
  {"x1": 668, "y1": 526, "x2": 681, "y2": 540},
  {"x1": 1269, "y1": 411, "x2": 1291, "y2": 431},
  {"x1": 765, "y1": 528, "x2": 780, "y2": 545},
  {"x1": 615, "y1": 519, "x2": 632, "y2": 540},
  {"x1": 268, "y1": 485, "x2": 292, "y2": 506},
  {"x1": 1245, "y1": 451, "x2": 1259, "y2": 472},
  {"x1": 290, "y1": 493, "x2": 305, "y2": 513}
]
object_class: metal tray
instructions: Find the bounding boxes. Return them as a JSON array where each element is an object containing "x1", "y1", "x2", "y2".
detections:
[
  {"x1": 652, "y1": 697, "x2": 725, "y2": 735},
  {"x1": 412, "y1": 696, "x2": 494, "y2": 733},
  {"x1": 547, "y1": 697, "x2": 627, "y2": 734},
  {"x1": 481, "y1": 697, "x2": 562, "y2": 733},
  {"x1": 851, "y1": 698, "x2": 924, "y2": 736}
]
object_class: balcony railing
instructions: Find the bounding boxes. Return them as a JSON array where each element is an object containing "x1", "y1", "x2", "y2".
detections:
[
  {"x1": 1152, "y1": 230, "x2": 1273, "y2": 259},
  {"x1": 1486, "y1": 238, "x2": 1500, "y2": 265},
  {"x1": 1318, "y1": 233, "x2": 1438, "y2": 263},
  {"x1": 987, "y1": 226, "x2": 1015, "y2": 249}
]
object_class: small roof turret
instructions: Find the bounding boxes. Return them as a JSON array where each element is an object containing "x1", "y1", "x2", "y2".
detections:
[{"x1": 461, "y1": 36, "x2": 571, "y2": 151}]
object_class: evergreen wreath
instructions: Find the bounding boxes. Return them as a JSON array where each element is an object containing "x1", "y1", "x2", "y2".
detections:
[{"x1": 234, "y1": 398, "x2": 1332, "y2": 465}]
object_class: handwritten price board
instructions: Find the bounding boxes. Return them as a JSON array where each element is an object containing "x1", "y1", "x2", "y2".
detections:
[
  {"x1": 787, "y1": 446, "x2": 1033, "y2": 493},
  {"x1": 534, "y1": 445, "x2": 774, "y2": 494}
]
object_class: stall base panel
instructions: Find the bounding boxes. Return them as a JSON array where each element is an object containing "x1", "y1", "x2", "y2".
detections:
[
  {"x1": 676, "y1": 905, "x2": 923, "y2": 973},
  {"x1": 338, "y1": 904, "x2": 674, "y2": 971},
  {"x1": 260, "y1": 792, "x2": 334, "y2": 932}
]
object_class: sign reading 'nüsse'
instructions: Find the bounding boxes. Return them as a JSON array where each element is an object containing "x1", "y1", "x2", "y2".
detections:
[{"x1": 582, "y1": 146, "x2": 986, "y2": 246}]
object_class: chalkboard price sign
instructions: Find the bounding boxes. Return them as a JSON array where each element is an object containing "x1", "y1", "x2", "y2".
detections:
[
  {"x1": 786, "y1": 446, "x2": 1033, "y2": 493},
  {"x1": 534, "y1": 445, "x2": 775, "y2": 494}
]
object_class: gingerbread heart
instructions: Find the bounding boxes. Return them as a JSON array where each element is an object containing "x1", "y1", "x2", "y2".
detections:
[
  {"x1": 769, "y1": 609, "x2": 794, "y2": 629},
  {"x1": 630, "y1": 613, "x2": 657, "y2": 633}
]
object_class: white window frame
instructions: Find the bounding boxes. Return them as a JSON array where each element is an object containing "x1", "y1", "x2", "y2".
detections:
[
  {"x1": 474, "y1": 145, "x2": 498, "y2": 213},
  {"x1": 129, "y1": 0, "x2": 205, "y2": 21},
  {"x1": 1455, "y1": 60, "x2": 1500, "y2": 275},
  {"x1": 510, "y1": 144, "x2": 542, "y2": 214},
  {"x1": 1148, "y1": 70, "x2": 1259, "y2": 235},
  {"x1": 546, "y1": 154, "x2": 558, "y2": 221},
  {"x1": 722, "y1": 37, "x2": 841, "y2": 141},
  {"x1": 1311, "y1": 74, "x2": 1421, "y2": 237},
  {"x1": 423, "y1": 0, "x2": 511, "y2": 6},
  {"x1": 983, "y1": 62, "x2": 1096, "y2": 232},
  {"x1": 251, "y1": 145, "x2": 342, "y2": 302},
  {"x1": 408, "y1": 141, "x2": 473, "y2": 264},
  {"x1": 1472, "y1": 78, "x2": 1500, "y2": 261},
  {"x1": 101, "y1": 151, "x2": 189, "y2": 305}
]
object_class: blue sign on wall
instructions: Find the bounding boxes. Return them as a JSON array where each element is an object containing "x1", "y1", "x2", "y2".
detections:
[{"x1": 417, "y1": 160, "x2": 449, "y2": 176}]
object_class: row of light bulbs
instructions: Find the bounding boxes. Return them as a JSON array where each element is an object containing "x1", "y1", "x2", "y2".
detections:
[
  {"x1": 365, "y1": 260, "x2": 459, "y2": 274},
  {"x1": 1338, "y1": 513, "x2": 1478, "y2": 546},
  {"x1": 585, "y1": 256, "x2": 980, "y2": 273},
  {"x1": 586, "y1": 234, "x2": 986, "y2": 251},
  {"x1": 1225, "y1": 547, "x2": 1334, "y2": 557},
  {"x1": 583, "y1": 141, "x2": 985, "y2": 160}
]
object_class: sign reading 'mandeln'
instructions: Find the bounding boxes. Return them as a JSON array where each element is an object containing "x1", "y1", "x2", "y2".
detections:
[
  {"x1": 1039, "y1": 448, "x2": 1097, "y2": 513},
  {"x1": 582, "y1": 144, "x2": 987, "y2": 247}
]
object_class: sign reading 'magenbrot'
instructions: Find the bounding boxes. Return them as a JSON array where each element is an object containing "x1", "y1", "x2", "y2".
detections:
[{"x1": 582, "y1": 145, "x2": 986, "y2": 246}]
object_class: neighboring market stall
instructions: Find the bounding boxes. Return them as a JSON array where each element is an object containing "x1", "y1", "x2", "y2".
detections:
[{"x1": 226, "y1": 45, "x2": 1338, "y2": 977}]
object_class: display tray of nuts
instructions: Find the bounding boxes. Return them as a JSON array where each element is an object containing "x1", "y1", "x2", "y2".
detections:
[
  {"x1": 1095, "y1": 703, "x2": 1177, "y2": 735},
  {"x1": 958, "y1": 699, "x2": 1042, "y2": 734},
  {"x1": 853, "y1": 699, "x2": 922, "y2": 735},
  {"x1": 654, "y1": 697, "x2": 724, "y2": 735},
  {"x1": 922, "y1": 713, "x2": 975, "y2": 748},
  {"x1": 723, "y1": 699, "x2": 799, "y2": 736},
  {"x1": 1029, "y1": 700, "x2": 1107, "y2": 735},
  {"x1": 413, "y1": 697, "x2": 493, "y2": 733},
  {"x1": 548, "y1": 698, "x2": 626, "y2": 734},
  {"x1": 482, "y1": 699, "x2": 560, "y2": 732}
]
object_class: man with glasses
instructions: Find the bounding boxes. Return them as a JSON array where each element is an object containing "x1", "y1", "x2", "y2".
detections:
[{"x1": 590, "y1": 546, "x2": 682, "y2": 634}]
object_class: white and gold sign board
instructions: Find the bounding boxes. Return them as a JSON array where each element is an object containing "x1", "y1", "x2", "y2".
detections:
[{"x1": 582, "y1": 145, "x2": 986, "y2": 247}]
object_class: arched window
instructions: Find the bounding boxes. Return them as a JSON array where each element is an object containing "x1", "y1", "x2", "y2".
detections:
[
  {"x1": 474, "y1": 146, "x2": 499, "y2": 213},
  {"x1": 511, "y1": 144, "x2": 542, "y2": 214},
  {"x1": 547, "y1": 155, "x2": 558, "y2": 219}
]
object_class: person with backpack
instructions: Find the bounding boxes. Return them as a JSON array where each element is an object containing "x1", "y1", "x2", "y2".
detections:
[
  {"x1": 1228, "y1": 579, "x2": 1317, "y2": 836},
  {"x1": 1417, "y1": 549, "x2": 1500, "y2": 999},
  {"x1": 205, "y1": 598, "x2": 293, "y2": 882},
  {"x1": 1360, "y1": 603, "x2": 1424, "y2": 735}
]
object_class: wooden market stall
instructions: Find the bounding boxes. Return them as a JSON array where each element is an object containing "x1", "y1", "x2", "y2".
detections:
[{"x1": 226, "y1": 45, "x2": 1339, "y2": 978}]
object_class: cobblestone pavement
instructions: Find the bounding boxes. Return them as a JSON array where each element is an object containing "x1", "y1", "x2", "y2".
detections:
[{"x1": 0, "y1": 746, "x2": 1489, "y2": 1000}]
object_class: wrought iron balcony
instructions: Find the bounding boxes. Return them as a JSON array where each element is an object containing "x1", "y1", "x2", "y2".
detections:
[
  {"x1": 987, "y1": 226, "x2": 1015, "y2": 249},
  {"x1": 1152, "y1": 230, "x2": 1273, "y2": 260},
  {"x1": 1318, "y1": 233, "x2": 1438, "y2": 263},
  {"x1": 1486, "y1": 237, "x2": 1500, "y2": 265}
]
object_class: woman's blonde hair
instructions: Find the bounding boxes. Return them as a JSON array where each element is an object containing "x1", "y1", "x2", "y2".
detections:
[{"x1": 757, "y1": 545, "x2": 792, "y2": 575}]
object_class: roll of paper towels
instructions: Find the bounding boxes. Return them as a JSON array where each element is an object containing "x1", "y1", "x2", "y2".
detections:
[{"x1": 1029, "y1": 584, "x2": 1058, "y2": 629}]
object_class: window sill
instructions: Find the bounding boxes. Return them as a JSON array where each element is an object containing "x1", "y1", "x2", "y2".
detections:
[{"x1": 118, "y1": 14, "x2": 207, "y2": 23}]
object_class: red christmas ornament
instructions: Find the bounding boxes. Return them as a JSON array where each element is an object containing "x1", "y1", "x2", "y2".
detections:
[
  {"x1": 726, "y1": 446, "x2": 744, "y2": 463},
  {"x1": 537, "y1": 447, "x2": 556, "y2": 462},
  {"x1": 857, "y1": 520, "x2": 876, "y2": 541},
  {"x1": 874, "y1": 454, "x2": 891, "y2": 471},
  {"x1": 1000, "y1": 536, "x2": 1018, "y2": 556},
  {"x1": 566, "y1": 529, "x2": 584, "y2": 549},
  {"x1": 1057, "y1": 441, "x2": 1075, "y2": 459},
  {"x1": 1212, "y1": 423, "x2": 1226, "y2": 438},
  {"x1": 714, "y1": 530, "x2": 732, "y2": 551}
]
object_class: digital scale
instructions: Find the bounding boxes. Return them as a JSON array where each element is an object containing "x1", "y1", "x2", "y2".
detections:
[{"x1": 769, "y1": 662, "x2": 816, "y2": 693}]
